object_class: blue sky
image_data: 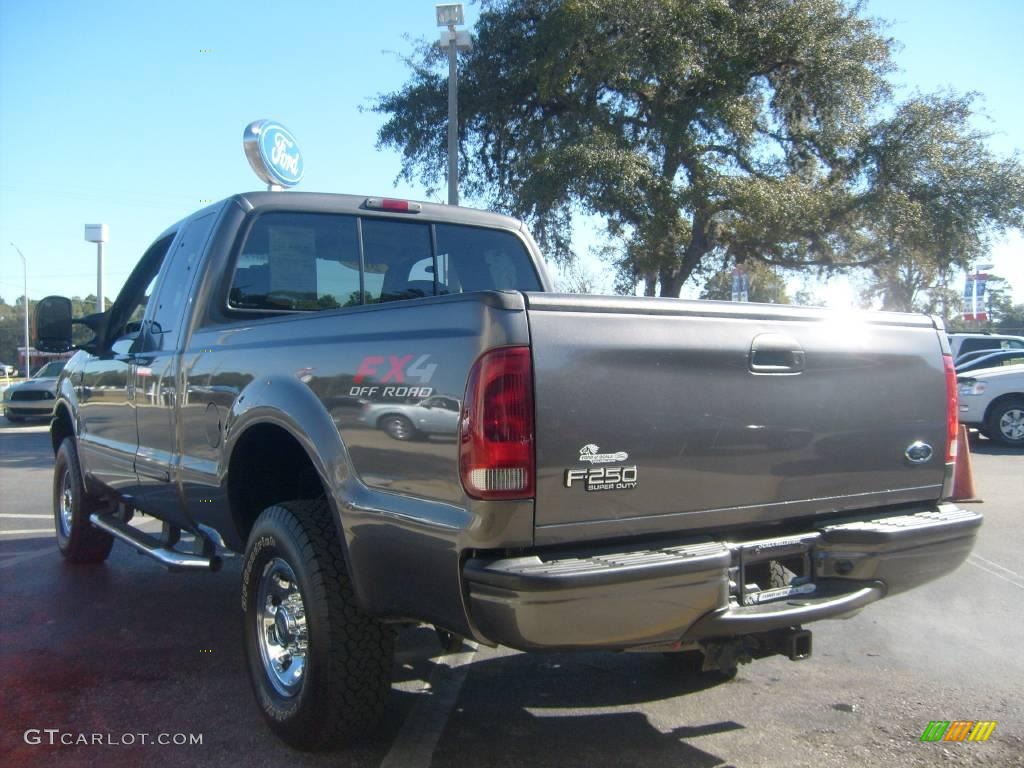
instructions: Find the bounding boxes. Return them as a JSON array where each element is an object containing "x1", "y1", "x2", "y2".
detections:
[{"x1": 1, "y1": 0, "x2": 1021, "y2": 304}]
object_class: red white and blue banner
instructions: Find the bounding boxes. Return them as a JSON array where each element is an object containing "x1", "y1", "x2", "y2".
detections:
[{"x1": 962, "y1": 273, "x2": 989, "y2": 322}]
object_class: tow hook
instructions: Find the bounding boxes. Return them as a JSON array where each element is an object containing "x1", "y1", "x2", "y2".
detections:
[{"x1": 700, "y1": 627, "x2": 812, "y2": 672}]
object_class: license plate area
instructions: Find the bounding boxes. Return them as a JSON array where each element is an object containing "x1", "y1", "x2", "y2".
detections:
[{"x1": 732, "y1": 537, "x2": 817, "y2": 607}]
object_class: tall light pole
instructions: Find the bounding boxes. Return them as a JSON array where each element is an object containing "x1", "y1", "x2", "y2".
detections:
[
  {"x1": 436, "y1": 4, "x2": 471, "y2": 206},
  {"x1": 84, "y1": 224, "x2": 109, "y2": 313},
  {"x1": 10, "y1": 243, "x2": 30, "y2": 378}
]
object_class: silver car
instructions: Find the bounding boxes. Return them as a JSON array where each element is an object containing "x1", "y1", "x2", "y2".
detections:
[
  {"x1": 2, "y1": 360, "x2": 66, "y2": 422},
  {"x1": 958, "y1": 363, "x2": 1024, "y2": 447},
  {"x1": 361, "y1": 395, "x2": 461, "y2": 440}
]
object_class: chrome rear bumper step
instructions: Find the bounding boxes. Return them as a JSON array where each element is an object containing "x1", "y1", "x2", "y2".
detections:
[{"x1": 90, "y1": 513, "x2": 221, "y2": 572}]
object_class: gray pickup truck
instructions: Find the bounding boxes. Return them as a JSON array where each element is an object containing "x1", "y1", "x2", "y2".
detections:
[{"x1": 35, "y1": 192, "x2": 981, "y2": 751}]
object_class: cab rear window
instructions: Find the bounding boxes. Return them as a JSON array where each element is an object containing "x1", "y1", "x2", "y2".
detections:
[{"x1": 228, "y1": 212, "x2": 540, "y2": 312}]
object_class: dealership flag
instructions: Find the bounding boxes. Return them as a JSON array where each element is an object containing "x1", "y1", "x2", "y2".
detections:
[{"x1": 962, "y1": 273, "x2": 989, "y2": 322}]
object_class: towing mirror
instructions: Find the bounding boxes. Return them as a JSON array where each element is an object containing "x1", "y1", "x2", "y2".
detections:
[{"x1": 34, "y1": 296, "x2": 73, "y2": 353}]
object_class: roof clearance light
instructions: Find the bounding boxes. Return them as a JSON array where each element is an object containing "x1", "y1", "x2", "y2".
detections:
[{"x1": 364, "y1": 198, "x2": 423, "y2": 213}]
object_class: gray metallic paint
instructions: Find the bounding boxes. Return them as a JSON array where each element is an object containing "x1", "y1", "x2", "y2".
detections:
[{"x1": 49, "y1": 192, "x2": 978, "y2": 652}]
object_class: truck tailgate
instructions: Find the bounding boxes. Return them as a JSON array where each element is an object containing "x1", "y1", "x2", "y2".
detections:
[{"x1": 526, "y1": 294, "x2": 948, "y2": 546}]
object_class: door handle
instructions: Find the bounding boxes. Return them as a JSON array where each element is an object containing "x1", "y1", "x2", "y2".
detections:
[{"x1": 749, "y1": 333, "x2": 805, "y2": 374}]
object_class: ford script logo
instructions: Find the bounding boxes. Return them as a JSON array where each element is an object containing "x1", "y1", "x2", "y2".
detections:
[
  {"x1": 904, "y1": 441, "x2": 934, "y2": 464},
  {"x1": 243, "y1": 119, "x2": 304, "y2": 188}
]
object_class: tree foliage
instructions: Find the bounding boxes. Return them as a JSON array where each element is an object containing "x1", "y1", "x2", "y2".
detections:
[
  {"x1": 857, "y1": 93, "x2": 1024, "y2": 312},
  {"x1": 375, "y1": 0, "x2": 1024, "y2": 298}
]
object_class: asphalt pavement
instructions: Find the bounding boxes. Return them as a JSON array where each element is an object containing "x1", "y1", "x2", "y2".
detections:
[{"x1": 1, "y1": 415, "x2": 1021, "y2": 768}]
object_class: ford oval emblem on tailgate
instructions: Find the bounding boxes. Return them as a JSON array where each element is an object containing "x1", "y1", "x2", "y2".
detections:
[{"x1": 904, "y1": 441, "x2": 934, "y2": 464}]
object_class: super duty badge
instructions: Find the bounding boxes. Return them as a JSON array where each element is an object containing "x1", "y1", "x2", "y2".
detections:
[{"x1": 564, "y1": 465, "x2": 638, "y2": 492}]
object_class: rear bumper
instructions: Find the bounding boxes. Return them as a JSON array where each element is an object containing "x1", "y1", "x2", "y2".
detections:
[{"x1": 463, "y1": 503, "x2": 981, "y2": 651}]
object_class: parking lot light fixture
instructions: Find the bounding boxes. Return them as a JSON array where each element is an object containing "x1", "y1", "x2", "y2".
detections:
[
  {"x1": 84, "y1": 224, "x2": 109, "y2": 314},
  {"x1": 435, "y1": 4, "x2": 464, "y2": 27}
]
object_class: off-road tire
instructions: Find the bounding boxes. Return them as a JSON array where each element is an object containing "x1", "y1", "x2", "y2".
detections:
[
  {"x1": 242, "y1": 499, "x2": 394, "y2": 751},
  {"x1": 53, "y1": 437, "x2": 114, "y2": 563}
]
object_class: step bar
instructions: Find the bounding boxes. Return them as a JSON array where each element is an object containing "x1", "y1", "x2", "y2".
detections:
[{"x1": 89, "y1": 513, "x2": 221, "y2": 572}]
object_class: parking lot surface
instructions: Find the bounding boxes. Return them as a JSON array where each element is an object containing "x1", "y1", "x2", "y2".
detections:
[{"x1": 1, "y1": 416, "x2": 1021, "y2": 768}]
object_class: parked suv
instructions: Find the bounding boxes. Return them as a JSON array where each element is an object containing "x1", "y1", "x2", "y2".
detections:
[{"x1": 948, "y1": 333, "x2": 1024, "y2": 362}]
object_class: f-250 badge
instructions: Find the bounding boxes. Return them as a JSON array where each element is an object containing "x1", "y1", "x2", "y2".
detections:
[{"x1": 565, "y1": 444, "x2": 637, "y2": 491}]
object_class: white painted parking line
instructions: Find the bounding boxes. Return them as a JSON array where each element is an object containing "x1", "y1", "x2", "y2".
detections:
[
  {"x1": 0, "y1": 513, "x2": 52, "y2": 518},
  {"x1": 0, "y1": 529, "x2": 54, "y2": 536},
  {"x1": 380, "y1": 643, "x2": 479, "y2": 768},
  {"x1": 969, "y1": 552, "x2": 1021, "y2": 579},
  {"x1": 966, "y1": 556, "x2": 1024, "y2": 590}
]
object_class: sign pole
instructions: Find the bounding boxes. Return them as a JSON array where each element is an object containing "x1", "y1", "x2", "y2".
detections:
[
  {"x1": 447, "y1": 26, "x2": 458, "y2": 206},
  {"x1": 96, "y1": 241, "x2": 104, "y2": 313}
]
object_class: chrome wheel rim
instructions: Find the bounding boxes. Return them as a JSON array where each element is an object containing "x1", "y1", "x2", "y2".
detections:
[
  {"x1": 59, "y1": 468, "x2": 74, "y2": 537},
  {"x1": 999, "y1": 408, "x2": 1024, "y2": 442},
  {"x1": 256, "y1": 558, "x2": 308, "y2": 698},
  {"x1": 386, "y1": 418, "x2": 411, "y2": 439}
]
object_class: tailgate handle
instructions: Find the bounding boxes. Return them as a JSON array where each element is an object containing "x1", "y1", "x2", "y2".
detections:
[{"x1": 750, "y1": 334, "x2": 805, "y2": 374}]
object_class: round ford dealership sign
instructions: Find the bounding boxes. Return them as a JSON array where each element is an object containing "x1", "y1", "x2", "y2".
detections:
[{"x1": 243, "y1": 119, "x2": 304, "y2": 188}]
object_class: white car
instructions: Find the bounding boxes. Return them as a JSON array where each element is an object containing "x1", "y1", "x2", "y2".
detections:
[
  {"x1": 957, "y1": 363, "x2": 1024, "y2": 447},
  {"x1": 2, "y1": 360, "x2": 66, "y2": 422},
  {"x1": 360, "y1": 395, "x2": 461, "y2": 440}
]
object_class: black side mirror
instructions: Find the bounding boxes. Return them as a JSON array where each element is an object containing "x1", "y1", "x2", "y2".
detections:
[{"x1": 35, "y1": 296, "x2": 73, "y2": 352}]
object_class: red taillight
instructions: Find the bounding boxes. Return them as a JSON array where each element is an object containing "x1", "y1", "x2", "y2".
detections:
[
  {"x1": 459, "y1": 347, "x2": 534, "y2": 500},
  {"x1": 943, "y1": 353, "x2": 958, "y2": 463}
]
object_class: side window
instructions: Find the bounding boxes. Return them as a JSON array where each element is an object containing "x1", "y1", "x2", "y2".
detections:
[
  {"x1": 361, "y1": 219, "x2": 434, "y2": 303},
  {"x1": 108, "y1": 233, "x2": 177, "y2": 342},
  {"x1": 228, "y1": 212, "x2": 361, "y2": 311},
  {"x1": 959, "y1": 339, "x2": 990, "y2": 356},
  {"x1": 145, "y1": 213, "x2": 217, "y2": 351},
  {"x1": 434, "y1": 224, "x2": 541, "y2": 294}
]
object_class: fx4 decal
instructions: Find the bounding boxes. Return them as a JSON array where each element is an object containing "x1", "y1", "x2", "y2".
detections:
[{"x1": 350, "y1": 354, "x2": 438, "y2": 399}]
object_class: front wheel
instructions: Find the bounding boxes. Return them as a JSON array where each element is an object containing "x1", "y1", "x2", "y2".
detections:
[
  {"x1": 53, "y1": 438, "x2": 114, "y2": 563},
  {"x1": 242, "y1": 499, "x2": 394, "y2": 751},
  {"x1": 986, "y1": 398, "x2": 1024, "y2": 447}
]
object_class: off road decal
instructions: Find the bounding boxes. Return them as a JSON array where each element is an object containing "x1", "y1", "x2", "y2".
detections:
[{"x1": 350, "y1": 354, "x2": 438, "y2": 398}]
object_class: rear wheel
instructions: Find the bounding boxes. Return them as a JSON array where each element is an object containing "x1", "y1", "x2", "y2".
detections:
[
  {"x1": 986, "y1": 398, "x2": 1024, "y2": 447},
  {"x1": 381, "y1": 415, "x2": 417, "y2": 441},
  {"x1": 242, "y1": 499, "x2": 394, "y2": 751},
  {"x1": 53, "y1": 438, "x2": 114, "y2": 563}
]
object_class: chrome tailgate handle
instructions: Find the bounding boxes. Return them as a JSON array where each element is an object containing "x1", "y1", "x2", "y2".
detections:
[{"x1": 750, "y1": 333, "x2": 805, "y2": 374}]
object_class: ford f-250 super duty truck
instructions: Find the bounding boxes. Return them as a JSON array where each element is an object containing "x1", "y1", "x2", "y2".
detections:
[{"x1": 34, "y1": 192, "x2": 982, "y2": 751}]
